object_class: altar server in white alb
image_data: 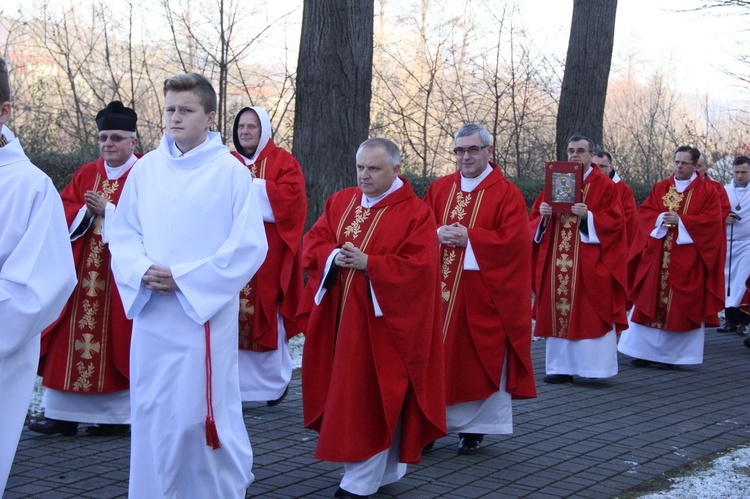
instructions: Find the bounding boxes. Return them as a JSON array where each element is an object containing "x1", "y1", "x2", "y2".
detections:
[
  {"x1": 109, "y1": 72, "x2": 268, "y2": 498},
  {"x1": 723, "y1": 156, "x2": 750, "y2": 334},
  {"x1": 0, "y1": 56, "x2": 77, "y2": 493}
]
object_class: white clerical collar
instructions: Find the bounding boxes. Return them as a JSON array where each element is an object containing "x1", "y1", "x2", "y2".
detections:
[
  {"x1": 583, "y1": 165, "x2": 594, "y2": 180},
  {"x1": 361, "y1": 176, "x2": 404, "y2": 208},
  {"x1": 674, "y1": 172, "x2": 697, "y2": 193},
  {"x1": 460, "y1": 164, "x2": 491, "y2": 192},
  {"x1": 104, "y1": 154, "x2": 138, "y2": 180},
  {"x1": 169, "y1": 135, "x2": 211, "y2": 158},
  {"x1": 612, "y1": 171, "x2": 621, "y2": 183}
]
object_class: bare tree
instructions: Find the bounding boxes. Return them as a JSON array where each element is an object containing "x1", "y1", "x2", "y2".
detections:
[
  {"x1": 555, "y1": 0, "x2": 617, "y2": 159},
  {"x1": 293, "y1": 0, "x2": 374, "y2": 228},
  {"x1": 160, "y1": 0, "x2": 285, "y2": 141}
]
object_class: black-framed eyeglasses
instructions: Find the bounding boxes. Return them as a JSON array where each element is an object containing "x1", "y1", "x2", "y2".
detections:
[
  {"x1": 567, "y1": 148, "x2": 590, "y2": 155},
  {"x1": 453, "y1": 145, "x2": 489, "y2": 156},
  {"x1": 97, "y1": 134, "x2": 134, "y2": 143}
]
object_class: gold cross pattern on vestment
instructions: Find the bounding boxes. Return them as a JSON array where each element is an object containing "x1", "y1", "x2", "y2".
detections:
[
  {"x1": 82, "y1": 271, "x2": 106, "y2": 297},
  {"x1": 75, "y1": 333, "x2": 101, "y2": 359}
]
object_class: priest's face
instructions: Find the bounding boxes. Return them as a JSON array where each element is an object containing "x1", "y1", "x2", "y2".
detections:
[
  {"x1": 236, "y1": 109, "x2": 261, "y2": 156},
  {"x1": 673, "y1": 151, "x2": 696, "y2": 181},
  {"x1": 356, "y1": 145, "x2": 400, "y2": 197},
  {"x1": 592, "y1": 154, "x2": 612, "y2": 176},
  {"x1": 567, "y1": 139, "x2": 593, "y2": 171},
  {"x1": 165, "y1": 90, "x2": 216, "y2": 153},
  {"x1": 98, "y1": 129, "x2": 137, "y2": 168},
  {"x1": 454, "y1": 133, "x2": 492, "y2": 178},
  {"x1": 733, "y1": 162, "x2": 750, "y2": 188}
]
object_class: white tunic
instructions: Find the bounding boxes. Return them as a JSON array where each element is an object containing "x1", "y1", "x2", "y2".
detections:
[
  {"x1": 109, "y1": 131, "x2": 268, "y2": 499},
  {"x1": 0, "y1": 127, "x2": 77, "y2": 493},
  {"x1": 724, "y1": 182, "x2": 750, "y2": 307}
]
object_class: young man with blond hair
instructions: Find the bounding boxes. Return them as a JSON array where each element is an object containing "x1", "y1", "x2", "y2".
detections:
[{"x1": 110, "y1": 73, "x2": 268, "y2": 498}]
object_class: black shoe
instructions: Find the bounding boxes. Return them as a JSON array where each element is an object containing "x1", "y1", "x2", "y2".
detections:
[
  {"x1": 458, "y1": 433, "x2": 484, "y2": 455},
  {"x1": 717, "y1": 321, "x2": 737, "y2": 333},
  {"x1": 656, "y1": 362, "x2": 680, "y2": 370},
  {"x1": 28, "y1": 418, "x2": 78, "y2": 436},
  {"x1": 737, "y1": 324, "x2": 747, "y2": 336},
  {"x1": 85, "y1": 424, "x2": 129, "y2": 436},
  {"x1": 630, "y1": 358, "x2": 653, "y2": 368},
  {"x1": 543, "y1": 374, "x2": 574, "y2": 384},
  {"x1": 334, "y1": 487, "x2": 369, "y2": 498},
  {"x1": 744, "y1": 337, "x2": 750, "y2": 349},
  {"x1": 267, "y1": 385, "x2": 289, "y2": 407},
  {"x1": 422, "y1": 440, "x2": 435, "y2": 454}
]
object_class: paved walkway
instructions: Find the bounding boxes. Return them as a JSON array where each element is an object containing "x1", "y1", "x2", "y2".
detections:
[{"x1": 5, "y1": 328, "x2": 750, "y2": 498}]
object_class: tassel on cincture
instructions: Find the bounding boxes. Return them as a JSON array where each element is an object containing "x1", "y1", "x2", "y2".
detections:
[
  {"x1": 205, "y1": 417, "x2": 221, "y2": 450},
  {"x1": 204, "y1": 321, "x2": 221, "y2": 450}
]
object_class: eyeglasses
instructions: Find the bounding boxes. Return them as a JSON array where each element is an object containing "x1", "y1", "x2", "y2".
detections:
[
  {"x1": 453, "y1": 145, "x2": 489, "y2": 156},
  {"x1": 97, "y1": 134, "x2": 135, "y2": 143},
  {"x1": 567, "y1": 148, "x2": 590, "y2": 155},
  {"x1": 593, "y1": 162, "x2": 612, "y2": 168},
  {"x1": 673, "y1": 160, "x2": 694, "y2": 166}
]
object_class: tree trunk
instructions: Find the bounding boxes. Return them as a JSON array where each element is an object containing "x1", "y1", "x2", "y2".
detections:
[
  {"x1": 555, "y1": 0, "x2": 617, "y2": 159},
  {"x1": 293, "y1": 0, "x2": 374, "y2": 229}
]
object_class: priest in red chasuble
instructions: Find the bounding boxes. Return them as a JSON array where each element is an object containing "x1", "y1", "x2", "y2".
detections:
[
  {"x1": 298, "y1": 138, "x2": 446, "y2": 498},
  {"x1": 530, "y1": 134, "x2": 628, "y2": 385},
  {"x1": 231, "y1": 106, "x2": 305, "y2": 406},
  {"x1": 423, "y1": 123, "x2": 536, "y2": 456},
  {"x1": 619, "y1": 146, "x2": 724, "y2": 368},
  {"x1": 592, "y1": 151, "x2": 638, "y2": 250},
  {"x1": 30, "y1": 102, "x2": 138, "y2": 437}
]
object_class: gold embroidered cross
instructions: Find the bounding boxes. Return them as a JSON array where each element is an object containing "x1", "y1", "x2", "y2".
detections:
[
  {"x1": 75, "y1": 333, "x2": 101, "y2": 359},
  {"x1": 556, "y1": 298, "x2": 571, "y2": 316},
  {"x1": 82, "y1": 271, "x2": 106, "y2": 297},
  {"x1": 560, "y1": 213, "x2": 576, "y2": 228},
  {"x1": 239, "y1": 298, "x2": 255, "y2": 320},
  {"x1": 555, "y1": 254, "x2": 573, "y2": 272}
]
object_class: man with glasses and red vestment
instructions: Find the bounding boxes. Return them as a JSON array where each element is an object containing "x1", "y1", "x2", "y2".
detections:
[
  {"x1": 30, "y1": 102, "x2": 139, "y2": 436},
  {"x1": 423, "y1": 123, "x2": 536, "y2": 456},
  {"x1": 530, "y1": 134, "x2": 628, "y2": 385},
  {"x1": 620, "y1": 146, "x2": 724, "y2": 368}
]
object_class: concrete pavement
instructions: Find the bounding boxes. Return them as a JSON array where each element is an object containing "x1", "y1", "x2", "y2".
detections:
[{"x1": 5, "y1": 328, "x2": 750, "y2": 498}]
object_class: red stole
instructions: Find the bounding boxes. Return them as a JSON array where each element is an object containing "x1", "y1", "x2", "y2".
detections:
[{"x1": 543, "y1": 184, "x2": 593, "y2": 338}]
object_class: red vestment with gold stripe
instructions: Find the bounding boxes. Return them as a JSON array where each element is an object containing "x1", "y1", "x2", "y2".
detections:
[
  {"x1": 424, "y1": 164, "x2": 536, "y2": 405},
  {"x1": 629, "y1": 175, "x2": 724, "y2": 331},
  {"x1": 298, "y1": 180, "x2": 446, "y2": 464},
  {"x1": 39, "y1": 158, "x2": 132, "y2": 393},
  {"x1": 530, "y1": 167, "x2": 628, "y2": 340}
]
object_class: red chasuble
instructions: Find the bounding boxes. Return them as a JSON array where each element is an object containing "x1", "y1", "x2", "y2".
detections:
[
  {"x1": 530, "y1": 167, "x2": 628, "y2": 340},
  {"x1": 39, "y1": 158, "x2": 132, "y2": 393},
  {"x1": 423, "y1": 164, "x2": 536, "y2": 405},
  {"x1": 628, "y1": 175, "x2": 724, "y2": 331},
  {"x1": 616, "y1": 180, "x2": 638, "y2": 249},
  {"x1": 231, "y1": 141, "x2": 305, "y2": 352},
  {"x1": 298, "y1": 179, "x2": 446, "y2": 464}
]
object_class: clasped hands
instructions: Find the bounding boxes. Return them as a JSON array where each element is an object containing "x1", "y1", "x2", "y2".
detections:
[
  {"x1": 439, "y1": 222, "x2": 468, "y2": 247},
  {"x1": 661, "y1": 211, "x2": 680, "y2": 226},
  {"x1": 142, "y1": 265, "x2": 179, "y2": 295},
  {"x1": 335, "y1": 243, "x2": 368, "y2": 271},
  {"x1": 84, "y1": 190, "x2": 108, "y2": 217}
]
